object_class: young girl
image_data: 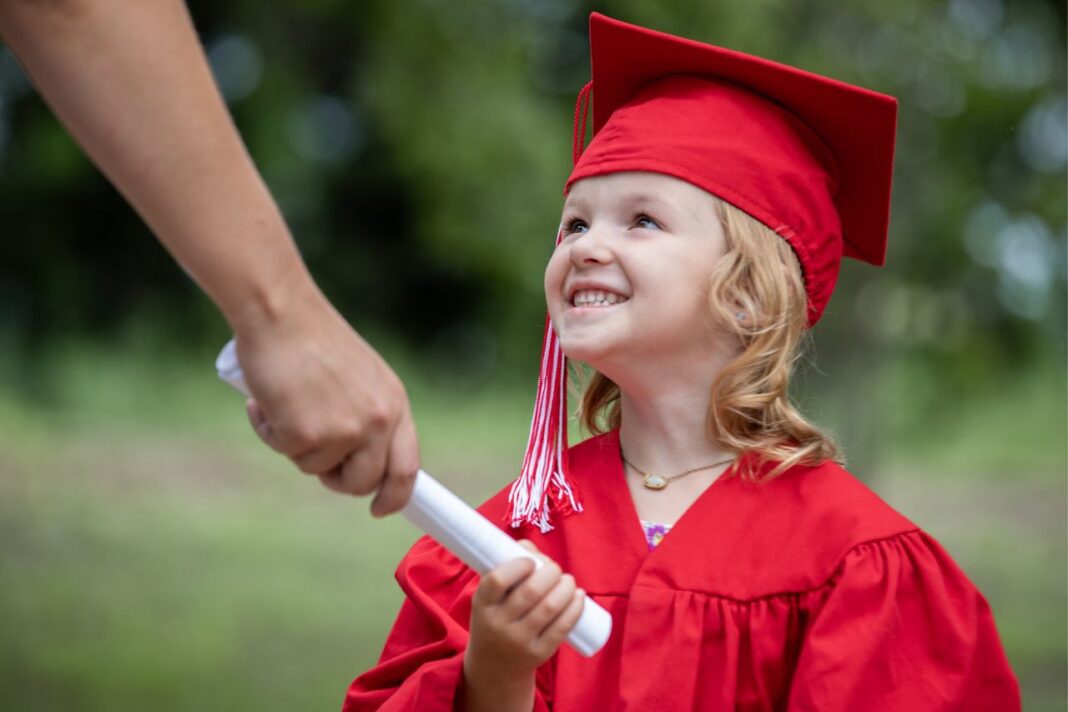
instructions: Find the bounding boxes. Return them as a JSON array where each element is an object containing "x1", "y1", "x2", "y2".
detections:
[{"x1": 345, "y1": 14, "x2": 1020, "y2": 711}]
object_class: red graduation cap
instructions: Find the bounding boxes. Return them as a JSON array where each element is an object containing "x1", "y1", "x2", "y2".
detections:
[{"x1": 508, "y1": 13, "x2": 898, "y2": 532}]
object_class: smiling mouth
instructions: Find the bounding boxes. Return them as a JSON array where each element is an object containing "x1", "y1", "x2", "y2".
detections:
[{"x1": 570, "y1": 289, "x2": 629, "y2": 307}]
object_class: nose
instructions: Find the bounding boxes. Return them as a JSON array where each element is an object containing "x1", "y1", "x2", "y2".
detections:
[{"x1": 569, "y1": 224, "x2": 614, "y2": 267}]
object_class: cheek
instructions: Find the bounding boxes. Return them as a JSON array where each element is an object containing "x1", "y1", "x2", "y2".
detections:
[{"x1": 544, "y1": 250, "x2": 568, "y2": 305}]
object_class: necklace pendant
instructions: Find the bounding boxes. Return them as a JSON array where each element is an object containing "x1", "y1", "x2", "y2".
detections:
[{"x1": 642, "y1": 474, "x2": 668, "y2": 490}]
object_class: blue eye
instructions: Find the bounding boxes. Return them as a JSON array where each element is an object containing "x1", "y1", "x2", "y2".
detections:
[
  {"x1": 635, "y1": 214, "x2": 660, "y2": 230},
  {"x1": 564, "y1": 218, "x2": 589, "y2": 234}
]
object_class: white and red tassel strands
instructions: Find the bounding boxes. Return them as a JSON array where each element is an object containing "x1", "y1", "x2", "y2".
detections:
[
  {"x1": 508, "y1": 80, "x2": 594, "y2": 532},
  {"x1": 507, "y1": 291, "x2": 582, "y2": 532}
]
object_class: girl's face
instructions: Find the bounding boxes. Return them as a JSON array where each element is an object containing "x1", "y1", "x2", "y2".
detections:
[{"x1": 545, "y1": 171, "x2": 731, "y2": 380}]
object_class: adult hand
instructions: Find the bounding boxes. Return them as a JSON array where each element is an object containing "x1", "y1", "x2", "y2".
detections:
[
  {"x1": 0, "y1": 0, "x2": 420, "y2": 513},
  {"x1": 237, "y1": 280, "x2": 420, "y2": 516}
]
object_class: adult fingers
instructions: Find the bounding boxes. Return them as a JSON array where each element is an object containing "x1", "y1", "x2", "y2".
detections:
[
  {"x1": 369, "y1": 409, "x2": 420, "y2": 517},
  {"x1": 292, "y1": 440, "x2": 351, "y2": 476},
  {"x1": 316, "y1": 463, "x2": 347, "y2": 494},
  {"x1": 288, "y1": 376, "x2": 405, "y2": 478},
  {"x1": 245, "y1": 399, "x2": 283, "y2": 453},
  {"x1": 333, "y1": 435, "x2": 390, "y2": 497},
  {"x1": 246, "y1": 398, "x2": 326, "y2": 463}
]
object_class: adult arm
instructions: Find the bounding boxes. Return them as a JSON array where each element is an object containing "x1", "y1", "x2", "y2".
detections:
[{"x1": 0, "y1": 0, "x2": 419, "y2": 512}]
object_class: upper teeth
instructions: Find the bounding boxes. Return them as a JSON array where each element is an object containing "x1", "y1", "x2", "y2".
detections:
[{"x1": 572, "y1": 290, "x2": 626, "y2": 307}]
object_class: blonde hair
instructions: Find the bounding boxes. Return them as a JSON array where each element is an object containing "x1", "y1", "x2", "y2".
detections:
[{"x1": 575, "y1": 196, "x2": 842, "y2": 481}]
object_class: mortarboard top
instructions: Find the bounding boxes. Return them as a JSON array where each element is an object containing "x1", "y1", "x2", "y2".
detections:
[{"x1": 578, "y1": 12, "x2": 897, "y2": 271}]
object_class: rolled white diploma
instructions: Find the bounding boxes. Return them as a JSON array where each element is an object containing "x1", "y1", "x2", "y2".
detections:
[{"x1": 215, "y1": 340, "x2": 612, "y2": 657}]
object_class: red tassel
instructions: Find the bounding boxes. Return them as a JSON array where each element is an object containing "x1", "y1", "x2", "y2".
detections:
[
  {"x1": 509, "y1": 81, "x2": 594, "y2": 532},
  {"x1": 508, "y1": 312, "x2": 580, "y2": 532}
]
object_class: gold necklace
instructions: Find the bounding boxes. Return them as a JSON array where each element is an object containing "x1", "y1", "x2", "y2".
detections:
[{"x1": 622, "y1": 453, "x2": 736, "y2": 490}]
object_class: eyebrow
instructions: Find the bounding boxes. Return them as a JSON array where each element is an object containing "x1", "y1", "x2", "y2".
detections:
[{"x1": 563, "y1": 191, "x2": 678, "y2": 213}]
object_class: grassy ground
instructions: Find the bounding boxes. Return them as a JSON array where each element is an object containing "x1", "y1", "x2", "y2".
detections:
[{"x1": 0, "y1": 346, "x2": 1063, "y2": 710}]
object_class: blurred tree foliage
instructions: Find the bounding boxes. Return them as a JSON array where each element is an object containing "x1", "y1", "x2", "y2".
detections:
[{"x1": 0, "y1": 0, "x2": 1064, "y2": 443}]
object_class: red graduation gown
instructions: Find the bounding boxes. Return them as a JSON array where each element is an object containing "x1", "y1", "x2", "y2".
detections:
[{"x1": 343, "y1": 429, "x2": 1021, "y2": 711}]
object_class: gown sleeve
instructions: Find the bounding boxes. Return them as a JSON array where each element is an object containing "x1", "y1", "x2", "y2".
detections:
[
  {"x1": 341, "y1": 535, "x2": 553, "y2": 712},
  {"x1": 787, "y1": 529, "x2": 1021, "y2": 711}
]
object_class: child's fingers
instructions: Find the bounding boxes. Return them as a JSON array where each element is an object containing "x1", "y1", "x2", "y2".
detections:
[
  {"x1": 500, "y1": 557, "x2": 562, "y2": 620},
  {"x1": 536, "y1": 588, "x2": 586, "y2": 649},
  {"x1": 517, "y1": 539, "x2": 540, "y2": 554},
  {"x1": 520, "y1": 571, "x2": 576, "y2": 633},
  {"x1": 474, "y1": 557, "x2": 538, "y2": 606}
]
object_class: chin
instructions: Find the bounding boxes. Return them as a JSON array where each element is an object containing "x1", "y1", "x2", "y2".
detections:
[
  {"x1": 558, "y1": 335, "x2": 622, "y2": 373},
  {"x1": 558, "y1": 336, "x2": 603, "y2": 364}
]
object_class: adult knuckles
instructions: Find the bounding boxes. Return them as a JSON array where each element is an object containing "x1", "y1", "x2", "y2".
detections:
[
  {"x1": 356, "y1": 395, "x2": 398, "y2": 435},
  {"x1": 323, "y1": 411, "x2": 371, "y2": 447},
  {"x1": 333, "y1": 384, "x2": 401, "y2": 443},
  {"x1": 276, "y1": 422, "x2": 314, "y2": 452},
  {"x1": 365, "y1": 404, "x2": 393, "y2": 432}
]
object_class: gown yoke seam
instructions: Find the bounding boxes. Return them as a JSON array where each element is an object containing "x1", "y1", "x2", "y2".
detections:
[{"x1": 587, "y1": 526, "x2": 923, "y2": 603}]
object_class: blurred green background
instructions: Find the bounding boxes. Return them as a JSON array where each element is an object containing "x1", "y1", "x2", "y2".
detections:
[{"x1": 0, "y1": 0, "x2": 1064, "y2": 709}]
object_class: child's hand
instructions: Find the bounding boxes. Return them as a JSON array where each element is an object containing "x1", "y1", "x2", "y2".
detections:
[{"x1": 466, "y1": 540, "x2": 586, "y2": 682}]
